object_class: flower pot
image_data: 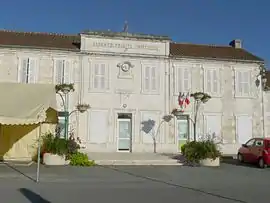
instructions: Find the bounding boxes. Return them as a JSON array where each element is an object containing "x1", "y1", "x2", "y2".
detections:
[
  {"x1": 199, "y1": 157, "x2": 220, "y2": 167},
  {"x1": 43, "y1": 153, "x2": 67, "y2": 166}
]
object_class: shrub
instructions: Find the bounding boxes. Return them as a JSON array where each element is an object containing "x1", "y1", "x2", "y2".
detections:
[
  {"x1": 66, "y1": 138, "x2": 80, "y2": 159},
  {"x1": 41, "y1": 133, "x2": 68, "y2": 156},
  {"x1": 69, "y1": 152, "x2": 96, "y2": 166},
  {"x1": 182, "y1": 140, "x2": 221, "y2": 163}
]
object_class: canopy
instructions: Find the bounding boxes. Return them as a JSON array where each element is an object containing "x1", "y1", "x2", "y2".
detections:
[{"x1": 0, "y1": 82, "x2": 57, "y2": 125}]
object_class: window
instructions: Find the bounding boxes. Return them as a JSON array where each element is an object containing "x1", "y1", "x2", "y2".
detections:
[
  {"x1": 18, "y1": 58, "x2": 37, "y2": 83},
  {"x1": 54, "y1": 59, "x2": 70, "y2": 84},
  {"x1": 175, "y1": 67, "x2": 191, "y2": 93},
  {"x1": 55, "y1": 117, "x2": 65, "y2": 138},
  {"x1": 92, "y1": 63, "x2": 109, "y2": 90},
  {"x1": 204, "y1": 69, "x2": 220, "y2": 95},
  {"x1": 235, "y1": 70, "x2": 250, "y2": 97},
  {"x1": 254, "y1": 139, "x2": 263, "y2": 147},
  {"x1": 143, "y1": 66, "x2": 159, "y2": 93},
  {"x1": 245, "y1": 139, "x2": 255, "y2": 147}
]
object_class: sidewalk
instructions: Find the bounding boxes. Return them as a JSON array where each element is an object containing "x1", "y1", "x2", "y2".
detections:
[{"x1": 86, "y1": 152, "x2": 184, "y2": 165}]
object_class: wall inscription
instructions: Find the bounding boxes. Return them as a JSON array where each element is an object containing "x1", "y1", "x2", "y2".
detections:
[{"x1": 92, "y1": 42, "x2": 160, "y2": 51}]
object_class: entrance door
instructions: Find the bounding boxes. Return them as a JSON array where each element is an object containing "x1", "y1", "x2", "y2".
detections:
[
  {"x1": 117, "y1": 118, "x2": 131, "y2": 152},
  {"x1": 177, "y1": 115, "x2": 189, "y2": 152}
]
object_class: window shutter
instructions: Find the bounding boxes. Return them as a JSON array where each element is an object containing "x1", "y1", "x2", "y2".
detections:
[
  {"x1": 64, "y1": 60, "x2": 70, "y2": 84},
  {"x1": 243, "y1": 71, "x2": 249, "y2": 94},
  {"x1": 183, "y1": 68, "x2": 189, "y2": 92},
  {"x1": 28, "y1": 59, "x2": 36, "y2": 83},
  {"x1": 237, "y1": 71, "x2": 243, "y2": 95},
  {"x1": 100, "y1": 64, "x2": 106, "y2": 89},
  {"x1": 206, "y1": 69, "x2": 212, "y2": 92},
  {"x1": 20, "y1": 58, "x2": 28, "y2": 83},
  {"x1": 177, "y1": 67, "x2": 182, "y2": 93},
  {"x1": 55, "y1": 60, "x2": 64, "y2": 84},
  {"x1": 151, "y1": 67, "x2": 157, "y2": 91},
  {"x1": 144, "y1": 67, "x2": 150, "y2": 91},
  {"x1": 212, "y1": 69, "x2": 218, "y2": 93},
  {"x1": 93, "y1": 64, "x2": 99, "y2": 89}
]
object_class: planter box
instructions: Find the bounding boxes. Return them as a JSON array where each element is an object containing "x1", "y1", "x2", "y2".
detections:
[
  {"x1": 199, "y1": 157, "x2": 220, "y2": 167},
  {"x1": 43, "y1": 153, "x2": 68, "y2": 166}
]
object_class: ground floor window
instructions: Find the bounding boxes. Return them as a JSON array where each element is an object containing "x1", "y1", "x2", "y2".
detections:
[{"x1": 56, "y1": 111, "x2": 68, "y2": 138}]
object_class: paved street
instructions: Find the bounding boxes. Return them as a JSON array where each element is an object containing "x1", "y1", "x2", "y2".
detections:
[{"x1": 0, "y1": 160, "x2": 268, "y2": 203}]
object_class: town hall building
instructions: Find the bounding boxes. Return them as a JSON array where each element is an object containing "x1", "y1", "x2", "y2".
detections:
[{"x1": 0, "y1": 29, "x2": 265, "y2": 155}]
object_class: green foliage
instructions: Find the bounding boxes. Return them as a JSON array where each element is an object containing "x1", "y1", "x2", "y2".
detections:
[
  {"x1": 181, "y1": 140, "x2": 221, "y2": 163},
  {"x1": 69, "y1": 152, "x2": 96, "y2": 166},
  {"x1": 42, "y1": 133, "x2": 68, "y2": 156}
]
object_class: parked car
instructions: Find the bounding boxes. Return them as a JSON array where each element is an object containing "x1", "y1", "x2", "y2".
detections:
[{"x1": 237, "y1": 138, "x2": 270, "y2": 168}]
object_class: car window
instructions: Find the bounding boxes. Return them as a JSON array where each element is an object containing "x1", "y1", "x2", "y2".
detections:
[
  {"x1": 254, "y1": 139, "x2": 263, "y2": 147},
  {"x1": 245, "y1": 139, "x2": 255, "y2": 147}
]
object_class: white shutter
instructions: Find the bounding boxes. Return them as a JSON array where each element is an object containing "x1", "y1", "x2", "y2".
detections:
[
  {"x1": 151, "y1": 67, "x2": 157, "y2": 91},
  {"x1": 236, "y1": 116, "x2": 252, "y2": 144},
  {"x1": 89, "y1": 110, "x2": 108, "y2": 143},
  {"x1": 177, "y1": 67, "x2": 182, "y2": 93},
  {"x1": 20, "y1": 58, "x2": 28, "y2": 83},
  {"x1": 55, "y1": 60, "x2": 64, "y2": 84},
  {"x1": 64, "y1": 60, "x2": 70, "y2": 84},
  {"x1": 237, "y1": 71, "x2": 243, "y2": 95},
  {"x1": 205, "y1": 115, "x2": 221, "y2": 140},
  {"x1": 183, "y1": 68, "x2": 189, "y2": 92},
  {"x1": 29, "y1": 59, "x2": 36, "y2": 83},
  {"x1": 144, "y1": 67, "x2": 150, "y2": 91},
  {"x1": 100, "y1": 64, "x2": 106, "y2": 89},
  {"x1": 242, "y1": 71, "x2": 249, "y2": 95},
  {"x1": 93, "y1": 64, "x2": 99, "y2": 89},
  {"x1": 212, "y1": 69, "x2": 218, "y2": 93},
  {"x1": 206, "y1": 69, "x2": 212, "y2": 92}
]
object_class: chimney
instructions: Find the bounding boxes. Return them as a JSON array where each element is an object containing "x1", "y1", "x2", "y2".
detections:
[{"x1": 229, "y1": 39, "x2": 242, "y2": 48}]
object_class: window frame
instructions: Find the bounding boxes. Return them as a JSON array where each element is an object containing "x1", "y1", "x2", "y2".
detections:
[
  {"x1": 203, "y1": 67, "x2": 221, "y2": 97},
  {"x1": 141, "y1": 64, "x2": 160, "y2": 94}
]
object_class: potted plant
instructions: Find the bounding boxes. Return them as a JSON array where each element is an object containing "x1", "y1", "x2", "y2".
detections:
[
  {"x1": 55, "y1": 83, "x2": 75, "y2": 94},
  {"x1": 171, "y1": 108, "x2": 184, "y2": 117},
  {"x1": 181, "y1": 140, "x2": 221, "y2": 167},
  {"x1": 42, "y1": 133, "x2": 69, "y2": 165},
  {"x1": 76, "y1": 103, "x2": 90, "y2": 113}
]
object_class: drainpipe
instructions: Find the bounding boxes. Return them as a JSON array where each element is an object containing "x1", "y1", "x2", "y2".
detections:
[{"x1": 262, "y1": 80, "x2": 265, "y2": 137}]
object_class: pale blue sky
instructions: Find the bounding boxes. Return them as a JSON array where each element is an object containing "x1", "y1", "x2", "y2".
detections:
[{"x1": 1, "y1": 0, "x2": 269, "y2": 64}]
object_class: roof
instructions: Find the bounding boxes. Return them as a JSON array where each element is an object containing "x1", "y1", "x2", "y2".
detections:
[
  {"x1": 0, "y1": 30, "x2": 264, "y2": 62},
  {"x1": 0, "y1": 30, "x2": 80, "y2": 50},
  {"x1": 82, "y1": 30, "x2": 171, "y2": 41},
  {"x1": 170, "y1": 42, "x2": 263, "y2": 62},
  {"x1": 0, "y1": 83, "x2": 57, "y2": 125}
]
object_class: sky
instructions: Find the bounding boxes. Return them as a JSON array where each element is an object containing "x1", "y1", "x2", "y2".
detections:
[{"x1": 1, "y1": 0, "x2": 269, "y2": 64}]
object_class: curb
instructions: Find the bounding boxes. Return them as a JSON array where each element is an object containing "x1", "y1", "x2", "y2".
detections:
[{"x1": 94, "y1": 160, "x2": 183, "y2": 166}]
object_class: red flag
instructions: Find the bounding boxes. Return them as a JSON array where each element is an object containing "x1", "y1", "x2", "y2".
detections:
[
  {"x1": 185, "y1": 93, "x2": 190, "y2": 105},
  {"x1": 178, "y1": 93, "x2": 184, "y2": 106}
]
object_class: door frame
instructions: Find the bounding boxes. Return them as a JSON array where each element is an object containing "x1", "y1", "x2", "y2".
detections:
[
  {"x1": 176, "y1": 114, "x2": 191, "y2": 152},
  {"x1": 116, "y1": 118, "x2": 132, "y2": 152}
]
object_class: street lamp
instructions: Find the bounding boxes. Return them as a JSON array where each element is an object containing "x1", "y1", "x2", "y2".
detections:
[
  {"x1": 191, "y1": 92, "x2": 211, "y2": 141},
  {"x1": 171, "y1": 92, "x2": 211, "y2": 142},
  {"x1": 55, "y1": 84, "x2": 74, "y2": 140}
]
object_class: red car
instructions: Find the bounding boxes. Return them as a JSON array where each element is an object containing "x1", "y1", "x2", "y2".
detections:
[{"x1": 237, "y1": 138, "x2": 270, "y2": 168}]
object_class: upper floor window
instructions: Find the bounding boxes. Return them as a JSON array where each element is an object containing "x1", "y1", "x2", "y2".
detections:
[
  {"x1": 142, "y1": 66, "x2": 159, "y2": 93},
  {"x1": 204, "y1": 68, "x2": 220, "y2": 96},
  {"x1": 235, "y1": 70, "x2": 251, "y2": 97},
  {"x1": 18, "y1": 57, "x2": 37, "y2": 83},
  {"x1": 89, "y1": 62, "x2": 109, "y2": 91},
  {"x1": 175, "y1": 67, "x2": 191, "y2": 94},
  {"x1": 54, "y1": 59, "x2": 70, "y2": 84}
]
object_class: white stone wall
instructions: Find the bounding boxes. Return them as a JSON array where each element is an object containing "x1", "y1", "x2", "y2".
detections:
[
  {"x1": 170, "y1": 59, "x2": 263, "y2": 154},
  {"x1": 0, "y1": 39, "x2": 265, "y2": 154}
]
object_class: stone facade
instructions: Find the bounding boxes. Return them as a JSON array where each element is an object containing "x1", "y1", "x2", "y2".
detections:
[{"x1": 0, "y1": 31, "x2": 265, "y2": 154}]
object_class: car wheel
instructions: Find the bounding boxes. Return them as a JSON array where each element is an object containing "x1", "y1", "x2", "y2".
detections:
[
  {"x1": 258, "y1": 158, "x2": 266, "y2": 169},
  {"x1": 237, "y1": 153, "x2": 244, "y2": 163}
]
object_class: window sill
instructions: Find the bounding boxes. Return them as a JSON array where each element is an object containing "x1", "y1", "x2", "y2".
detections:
[
  {"x1": 117, "y1": 75, "x2": 133, "y2": 79},
  {"x1": 140, "y1": 91, "x2": 160, "y2": 95},
  {"x1": 88, "y1": 88, "x2": 111, "y2": 94}
]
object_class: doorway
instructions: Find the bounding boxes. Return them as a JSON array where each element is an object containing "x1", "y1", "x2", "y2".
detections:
[
  {"x1": 177, "y1": 115, "x2": 189, "y2": 152},
  {"x1": 117, "y1": 113, "x2": 132, "y2": 152}
]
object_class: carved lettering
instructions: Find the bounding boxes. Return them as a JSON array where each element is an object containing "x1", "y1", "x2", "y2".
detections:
[{"x1": 92, "y1": 41, "x2": 159, "y2": 51}]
